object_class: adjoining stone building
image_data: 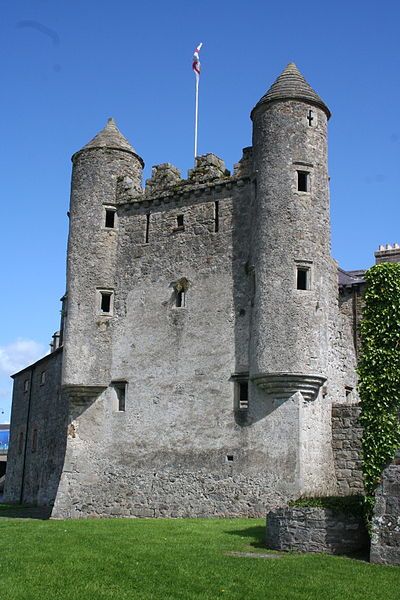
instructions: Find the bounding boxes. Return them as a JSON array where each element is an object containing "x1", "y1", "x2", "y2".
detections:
[{"x1": 4, "y1": 63, "x2": 399, "y2": 518}]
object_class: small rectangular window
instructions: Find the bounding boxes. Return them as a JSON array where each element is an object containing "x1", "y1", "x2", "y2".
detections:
[
  {"x1": 297, "y1": 171, "x2": 309, "y2": 192},
  {"x1": 101, "y1": 292, "x2": 112, "y2": 313},
  {"x1": 238, "y1": 382, "x2": 249, "y2": 410},
  {"x1": 105, "y1": 208, "x2": 116, "y2": 228},
  {"x1": 32, "y1": 429, "x2": 38, "y2": 453},
  {"x1": 24, "y1": 379, "x2": 29, "y2": 393},
  {"x1": 176, "y1": 214, "x2": 184, "y2": 230},
  {"x1": 112, "y1": 382, "x2": 127, "y2": 412},
  {"x1": 233, "y1": 377, "x2": 249, "y2": 413},
  {"x1": 145, "y1": 213, "x2": 150, "y2": 243},
  {"x1": 176, "y1": 290, "x2": 186, "y2": 308},
  {"x1": 98, "y1": 289, "x2": 114, "y2": 315},
  {"x1": 297, "y1": 267, "x2": 310, "y2": 290},
  {"x1": 40, "y1": 371, "x2": 46, "y2": 386},
  {"x1": 214, "y1": 201, "x2": 219, "y2": 233}
]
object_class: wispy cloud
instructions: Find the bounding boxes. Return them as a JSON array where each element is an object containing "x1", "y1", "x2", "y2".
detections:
[{"x1": 0, "y1": 339, "x2": 46, "y2": 376}]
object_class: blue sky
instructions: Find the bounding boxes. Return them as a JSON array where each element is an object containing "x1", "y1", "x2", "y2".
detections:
[{"x1": 0, "y1": 0, "x2": 399, "y2": 421}]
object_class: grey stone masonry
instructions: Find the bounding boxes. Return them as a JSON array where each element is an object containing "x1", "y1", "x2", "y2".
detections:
[
  {"x1": 4, "y1": 349, "x2": 65, "y2": 506},
  {"x1": 370, "y1": 459, "x2": 400, "y2": 565},
  {"x1": 6, "y1": 62, "x2": 377, "y2": 519},
  {"x1": 266, "y1": 507, "x2": 368, "y2": 555},
  {"x1": 331, "y1": 405, "x2": 364, "y2": 495}
]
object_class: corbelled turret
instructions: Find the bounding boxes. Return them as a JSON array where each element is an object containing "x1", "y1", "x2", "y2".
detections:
[
  {"x1": 63, "y1": 119, "x2": 143, "y2": 390},
  {"x1": 249, "y1": 63, "x2": 337, "y2": 497}
]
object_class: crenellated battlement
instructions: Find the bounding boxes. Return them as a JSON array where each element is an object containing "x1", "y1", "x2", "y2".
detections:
[
  {"x1": 375, "y1": 243, "x2": 400, "y2": 264},
  {"x1": 116, "y1": 148, "x2": 252, "y2": 208}
]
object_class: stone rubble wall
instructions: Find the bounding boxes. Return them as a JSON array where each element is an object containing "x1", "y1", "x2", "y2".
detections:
[
  {"x1": 331, "y1": 405, "x2": 364, "y2": 495},
  {"x1": 370, "y1": 462, "x2": 400, "y2": 565},
  {"x1": 266, "y1": 507, "x2": 368, "y2": 554},
  {"x1": 4, "y1": 349, "x2": 67, "y2": 506}
]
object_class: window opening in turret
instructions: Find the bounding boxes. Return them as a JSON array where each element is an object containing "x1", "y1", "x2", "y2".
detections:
[
  {"x1": 307, "y1": 109, "x2": 314, "y2": 126},
  {"x1": 176, "y1": 290, "x2": 186, "y2": 308},
  {"x1": 297, "y1": 171, "x2": 309, "y2": 192},
  {"x1": 105, "y1": 208, "x2": 116, "y2": 228},
  {"x1": 238, "y1": 382, "x2": 249, "y2": 409},
  {"x1": 145, "y1": 213, "x2": 151, "y2": 243},
  {"x1": 214, "y1": 201, "x2": 219, "y2": 233},
  {"x1": 345, "y1": 386, "x2": 353, "y2": 400},
  {"x1": 297, "y1": 267, "x2": 310, "y2": 290},
  {"x1": 112, "y1": 382, "x2": 127, "y2": 412},
  {"x1": 176, "y1": 214, "x2": 184, "y2": 230},
  {"x1": 100, "y1": 292, "x2": 112, "y2": 314}
]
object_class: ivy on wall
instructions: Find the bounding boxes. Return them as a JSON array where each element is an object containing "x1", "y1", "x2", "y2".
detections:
[{"x1": 358, "y1": 263, "x2": 400, "y2": 497}]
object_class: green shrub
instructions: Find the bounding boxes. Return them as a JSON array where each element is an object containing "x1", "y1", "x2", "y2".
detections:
[{"x1": 358, "y1": 263, "x2": 400, "y2": 497}]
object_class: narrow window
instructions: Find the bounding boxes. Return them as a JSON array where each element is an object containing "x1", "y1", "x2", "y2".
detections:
[
  {"x1": 176, "y1": 290, "x2": 186, "y2": 308},
  {"x1": 345, "y1": 386, "x2": 353, "y2": 400},
  {"x1": 105, "y1": 208, "x2": 116, "y2": 228},
  {"x1": 176, "y1": 214, "x2": 184, "y2": 230},
  {"x1": 145, "y1": 213, "x2": 150, "y2": 243},
  {"x1": 101, "y1": 292, "x2": 112, "y2": 313},
  {"x1": 238, "y1": 382, "x2": 249, "y2": 410},
  {"x1": 40, "y1": 371, "x2": 46, "y2": 386},
  {"x1": 113, "y1": 382, "x2": 127, "y2": 412},
  {"x1": 297, "y1": 171, "x2": 309, "y2": 192},
  {"x1": 214, "y1": 201, "x2": 219, "y2": 233},
  {"x1": 226, "y1": 455, "x2": 234, "y2": 462},
  {"x1": 18, "y1": 432, "x2": 24, "y2": 455},
  {"x1": 297, "y1": 267, "x2": 310, "y2": 290},
  {"x1": 307, "y1": 109, "x2": 314, "y2": 126},
  {"x1": 24, "y1": 379, "x2": 29, "y2": 393},
  {"x1": 32, "y1": 429, "x2": 38, "y2": 453}
]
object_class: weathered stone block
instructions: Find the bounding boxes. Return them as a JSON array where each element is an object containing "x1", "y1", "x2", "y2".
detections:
[
  {"x1": 370, "y1": 463, "x2": 400, "y2": 565},
  {"x1": 266, "y1": 507, "x2": 368, "y2": 555}
]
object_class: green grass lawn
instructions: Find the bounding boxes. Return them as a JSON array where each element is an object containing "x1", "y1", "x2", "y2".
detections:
[{"x1": 1, "y1": 515, "x2": 399, "y2": 600}]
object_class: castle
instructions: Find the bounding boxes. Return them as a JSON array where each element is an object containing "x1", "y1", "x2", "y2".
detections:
[{"x1": 4, "y1": 63, "x2": 399, "y2": 518}]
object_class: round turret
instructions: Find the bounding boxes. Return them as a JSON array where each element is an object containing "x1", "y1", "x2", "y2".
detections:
[
  {"x1": 249, "y1": 63, "x2": 336, "y2": 396},
  {"x1": 63, "y1": 119, "x2": 144, "y2": 388}
]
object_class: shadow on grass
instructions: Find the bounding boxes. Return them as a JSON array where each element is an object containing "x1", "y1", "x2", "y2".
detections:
[
  {"x1": 0, "y1": 503, "x2": 52, "y2": 520},
  {"x1": 225, "y1": 525, "x2": 266, "y2": 549}
]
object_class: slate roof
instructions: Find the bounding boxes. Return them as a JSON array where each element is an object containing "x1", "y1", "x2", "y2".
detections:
[
  {"x1": 338, "y1": 267, "x2": 366, "y2": 287},
  {"x1": 77, "y1": 118, "x2": 143, "y2": 164},
  {"x1": 251, "y1": 63, "x2": 331, "y2": 119}
]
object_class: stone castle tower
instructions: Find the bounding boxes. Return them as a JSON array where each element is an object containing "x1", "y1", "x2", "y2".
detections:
[{"x1": 4, "y1": 64, "x2": 368, "y2": 517}]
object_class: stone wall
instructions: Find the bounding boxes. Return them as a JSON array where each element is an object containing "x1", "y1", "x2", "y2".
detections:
[
  {"x1": 331, "y1": 404, "x2": 364, "y2": 495},
  {"x1": 53, "y1": 171, "x2": 306, "y2": 518},
  {"x1": 4, "y1": 349, "x2": 67, "y2": 506},
  {"x1": 266, "y1": 507, "x2": 368, "y2": 554},
  {"x1": 370, "y1": 461, "x2": 400, "y2": 565}
]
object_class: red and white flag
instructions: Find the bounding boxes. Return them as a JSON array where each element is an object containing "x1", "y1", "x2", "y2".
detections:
[{"x1": 192, "y1": 42, "x2": 202, "y2": 79}]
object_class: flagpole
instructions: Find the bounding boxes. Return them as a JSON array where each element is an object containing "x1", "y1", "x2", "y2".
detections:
[
  {"x1": 194, "y1": 74, "x2": 199, "y2": 160},
  {"x1": 192, "y1": 42, "x2": 202, "y2": 162}
]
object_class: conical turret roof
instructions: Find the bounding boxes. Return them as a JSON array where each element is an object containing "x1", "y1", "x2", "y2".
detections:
[
  {"x1": 251, "y1": 63, "x2": 331, "y2": 119},
  {"x1": 75, "y1": 118, "x2": 143, "y2": 164}
]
